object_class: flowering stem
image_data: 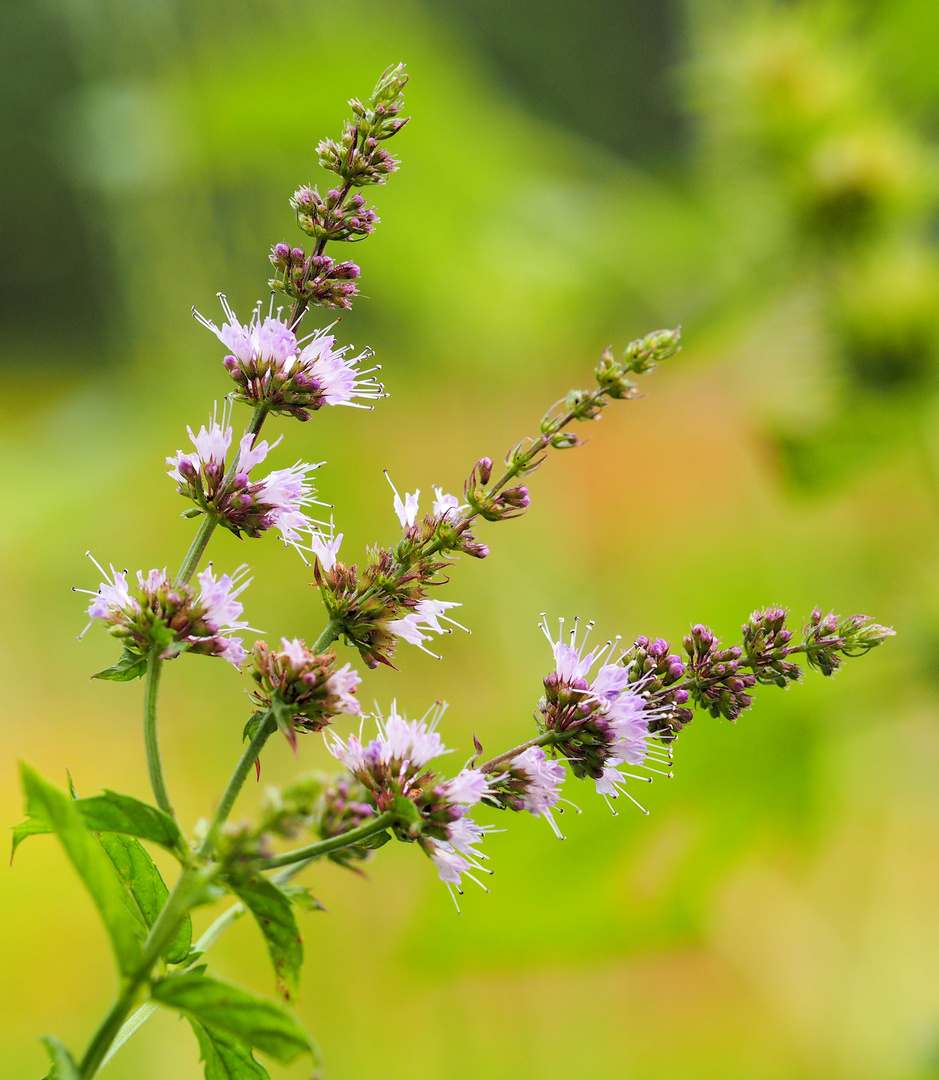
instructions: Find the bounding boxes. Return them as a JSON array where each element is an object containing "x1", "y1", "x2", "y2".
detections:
[
  {"x1": 174, "y1": 403, "x2": 269, "y2": 587},
  {"x1": 174, "y1": 510, "x2": 219, "y2": 587},
  {"x1": 479, "y1": 730, "x2": 561, "y2": 773},
  {"x1": 143, "y1": 648, "x2": 174, "y2": 818},
  {"x1": 198, "y1": 711, "x2": 276, "y2": 858},
  {"x1": 261, "y1": 811, "x2": 396, "y2": 869}
]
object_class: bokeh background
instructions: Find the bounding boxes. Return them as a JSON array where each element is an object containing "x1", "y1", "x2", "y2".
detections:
[{"x1": 3, "y1": 0, "x2": 939, "y2": 1076}]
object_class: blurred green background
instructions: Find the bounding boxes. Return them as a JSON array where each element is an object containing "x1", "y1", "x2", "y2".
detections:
[{"x1": 3, "y1": 0, "x2": 938, "y2": 1076}]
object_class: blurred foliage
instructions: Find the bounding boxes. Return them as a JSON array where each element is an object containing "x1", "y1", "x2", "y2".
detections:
[{"x1": 1, "y1": 1, "x2": 937, "y2": 1079}]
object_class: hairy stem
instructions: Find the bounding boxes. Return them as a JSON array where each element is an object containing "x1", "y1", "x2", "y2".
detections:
[
  {"x1": 479, "y1": 730, "x2": 560, "y2": 773},
  {"x1": 311, "y1": 617, "x2": 344, "y2": 653},
  {"x1": 143, "y1": 649, "x2": 174, "y2": 817},
  {"x1": 198, "y1": 711, "x2": 276, "y2": 858},
  {"x1": 261, "y1": 811, "x2": 395, "y2": 869}
]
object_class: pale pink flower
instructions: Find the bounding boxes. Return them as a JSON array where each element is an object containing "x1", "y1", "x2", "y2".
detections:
[
  {"x1": 386, "y1": 598, "x2": 468, "y2": 658},
  {"x1": 511, "y1": 746, "x2": 566, "y2": 817},
  {"x1": 324, "y1": 663, "x2": 363, "y2": 716},
  {"x1": 194, "y1": 296, "x2": 298, "y2": 368},
  {"x1": 443, "y1": 769, "x2": 490, "y2": 806},
  {"x1": 306, "y1": 531, "x2": 343, "y2": 571},
  {"x1": 431, "y1": 486, "x2": 466, "y2": 519}
]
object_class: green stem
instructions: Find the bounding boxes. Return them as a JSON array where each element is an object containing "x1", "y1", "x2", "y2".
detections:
[
  {"x1": 174, "y1": 403, "x2": 269, "y2": 587},
  {"x1": 311, "y1": 617, "x2": 343, "y2": 653},
  {"x1": 261, "y1": 811, "x2": 395, "y2": 869},
  {"x1": 101, "y1": 856, "x2": 318, "y2": 1069},
  {"x1": 78, "y1": 866, "x2": 213, "y2": 1078},
  {"x1": 198, "y1": 711, "x2": 276, "y2": 858},
  {"x1": 174, "y1": 510, "x2": 220, "y2": 588},
  {"x1": 143, "y1": 649, "x2": 174, "y2": 817}
]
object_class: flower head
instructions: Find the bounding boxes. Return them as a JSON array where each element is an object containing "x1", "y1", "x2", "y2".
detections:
[
  {"x1": 327, "y1": 703, "x2": 494, "y2": 901},
  {"x1": 79, "y1": 556, "x2": 252, "y2": 667},
  {"x1": 248, "y1": 638, "x2": 363, "y2": 746},
  {"x1": 194, "y1": 296, "x2": 383, "y2": 420},
  {"x1": 538, "y1": 616, "x2": 676, "y2": 813},
  {"x1": 167, "y1": 409, "x2": 329, "y2": 554}
]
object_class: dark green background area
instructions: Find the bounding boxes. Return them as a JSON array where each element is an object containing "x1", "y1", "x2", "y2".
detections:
[{"x1": 3, "y1": 2, "x2": 938, "y2": 1078}]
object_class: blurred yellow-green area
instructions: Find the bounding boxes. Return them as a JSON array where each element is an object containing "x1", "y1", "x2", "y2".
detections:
[{"x1": 5, "y1": 0, "x2": 939, "y2": 1076}]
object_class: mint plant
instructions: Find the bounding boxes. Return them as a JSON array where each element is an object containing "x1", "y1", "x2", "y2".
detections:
[{"x1": 15, "y1": 65, "x2": 894, "y2": 1080}]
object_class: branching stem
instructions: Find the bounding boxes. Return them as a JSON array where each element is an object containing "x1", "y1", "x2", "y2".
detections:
[{"x1": 261, "y1": 811, "x2": 396, "y2": 869}]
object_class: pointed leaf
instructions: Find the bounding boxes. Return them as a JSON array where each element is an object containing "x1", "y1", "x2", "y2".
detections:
[
  {"x1": 228, "y1": 876, "x2": 303, "y2": 1000},
  {"x1": 270, "y1": 697, "x2": 297, "y2": 754},
  {"x1": 11, "y1": 788, "x2": 188, "y2": 859},
  {"x1": 92, "y1": 648, "x2": 148, "y2": 682},
  {"x1": 19, "y1": 764, "x2": 141, "y2": 975},
  {"x1": 10, "y1": 817, "x2": 48, "y2": 861},
  {"x1": 77, "y1": 790, "x2": 188, "y2": 856},
  {"x1": 151, "y1": 972, "x2": 318, "y2": 1066},
  {"x1": 189, "y1": 1019, "x2": 271, "y2": 1080},
  {"x1": 39, "y1": 1035, "x2": 78, "y2": 1080},
  {"x1": 98, "y1": 832, "x2": 192, "y2": 964}
]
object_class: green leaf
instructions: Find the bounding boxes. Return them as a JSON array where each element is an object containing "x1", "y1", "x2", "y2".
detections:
[
  {"x1": 10, "y1": 816, "x2": 48, "y2": 861},
  {"x1": 98, "y1": 832, "x2": 192, "y2": 964},
  {"x1": 152, "y1": 972, "x2": 318, "y2": 1066},
  {"x1": 19, "y1": 764, "x2": 141, "y2": 975},
  {"x1": 228, "y1": 876, "x2": 303, "y2": 1000},
  {"x1": 12, "y1": 788, "x2": 188, "y2": 860},
  {"x1": 392, "y1": 793, "x2": 421, "y2": 828},
  {"x1": 39, "y1": 1035, "x2": 78, "y2": 1080},
  {"x1": 270, "y1": 696, "x2": 297, "y2": 754},
  {"x1": 279, "y1": 882, "x2": 326, "y2": 913},
  {"x1": 77, "y1": 790, "x2": 188, "y2": 856},
  {"x1": 189, "y1": 1019, "x2": 271, "y2": 1080},
  {"x1": 92, "y1": 648, "x2": 148, "y2": 682}
]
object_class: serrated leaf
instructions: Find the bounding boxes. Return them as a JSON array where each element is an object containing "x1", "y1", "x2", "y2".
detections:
[
  {"x1": 39, "y1": 1035, "x2": 78, "y2": 1079},
  {"x1": 229, "y1": 876, "x2": 302, "y2": 1000},
  {"x1": 92, "y1": 648, "x2": 148, "y2": 682},
  {"x1": 189, "y1": 1019, "x2": 271, "y2": 1080},
  {"x1": 151, "y1": 972, "x2": 318, "y2": 1066},
  {"x1": 98, "y1": 832, "x2": 192, "y2": 963},
  {"x1": 12, "y1": 789, "x2": 188, "y2": 860},
  {"x1": 78, "y1": 790, "x2": 188, "y2": 855},
  {"x1": 19, "y1": 764, "x2": 141, "y2": 975}
]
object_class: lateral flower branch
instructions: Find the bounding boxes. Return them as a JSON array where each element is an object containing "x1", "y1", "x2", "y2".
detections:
[{"x1": 17, "y1": 64, "x2": 893, "y2": 1080}]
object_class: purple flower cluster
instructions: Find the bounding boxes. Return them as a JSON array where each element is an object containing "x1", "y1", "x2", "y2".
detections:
[
  {"x1": 328, "y1": 705, "x2": 495, "y2": 901},
  {"x1": 80, "y1": 558, "x2": 252, "y2": 667},
  {"x1": 248, "y1": 637, "x2": 363, "y2": 744},
  {"x1": 167, "y1": 414, "x2": 327, "y2": 551},
  {"x1": 194, "y1": 297, "x2": 383, "y2": 420},
  {"x1": 538, "y1": 617, "x2": 675, "y2": 815}
]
